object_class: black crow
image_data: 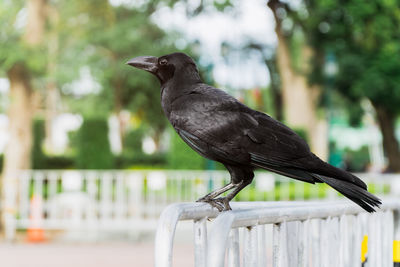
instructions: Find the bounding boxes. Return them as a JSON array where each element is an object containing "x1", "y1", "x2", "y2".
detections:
[{"x1": 127, "y1": 52, "x2": 381, "y2": 212}]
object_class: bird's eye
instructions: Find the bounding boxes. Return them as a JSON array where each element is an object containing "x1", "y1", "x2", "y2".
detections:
[{"x1": 159, "y1": 59, "x2": 168, "y2": 65}]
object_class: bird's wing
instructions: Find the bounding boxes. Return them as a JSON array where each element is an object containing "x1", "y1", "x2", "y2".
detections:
[
  {"x1": 169, "y1": 86, "x2": 311, "y2": 167},
  {"x1": 170, "y1": 86, "x2": 366, "y2": 186}
]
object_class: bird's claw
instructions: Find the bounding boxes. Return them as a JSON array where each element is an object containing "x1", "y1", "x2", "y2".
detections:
[
  {"x1": 196, "y1": 196, "x2": 211, "y2": 203},
  {"x1": 197, "y1": 197, "x2": 232, "y2": 212}
]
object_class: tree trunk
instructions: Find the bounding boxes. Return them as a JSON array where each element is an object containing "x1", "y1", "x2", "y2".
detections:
[
  {"x1": 374, "y1": 105, "x2": 400, "y2": 172},
  {"x1": 265, "y1": 57, "x2": 283, "y2": 121},
  {"x1": 2, "y1": 0, "x2": 47, "y2": 239},
  {"x1": 25, "y1": 0, "x2": 47, "y2": 45},
  {"x1": 4, "y1": 64, "x2": 34, "y2": 173},
  {"x1": 268, "y1": 0, "x2": 328, "y2": 160},
  {"x1": 2, "y1": 64, "x2": 34, "y2": 239}
]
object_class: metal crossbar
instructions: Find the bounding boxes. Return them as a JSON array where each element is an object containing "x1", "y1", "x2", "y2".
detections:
[{"x1": 155, "y1": 199, "x2": 400, "y2": 267}]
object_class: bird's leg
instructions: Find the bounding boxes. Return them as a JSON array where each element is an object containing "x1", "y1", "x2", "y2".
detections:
[
  {"x1": 196, "y1": 182, "x2": 235, "y2": 202},
  {"x1": 213, "y1": 180, "x2": 251, "y2": 211},
  {"x1": 196, "y1": 183, "x2": 237, "y2": 211}
]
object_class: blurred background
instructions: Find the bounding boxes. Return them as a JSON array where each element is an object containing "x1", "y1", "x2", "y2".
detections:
[{"x1": 1, "y1": 0, "x2": 400, "y2": 266}]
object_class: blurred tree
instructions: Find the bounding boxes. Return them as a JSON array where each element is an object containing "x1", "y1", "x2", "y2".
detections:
[
  {"x1": 54, "y1": 2, "x2": 195, "y2": 154},
  {"x1": 0, "y1": 0, "x2": 47, "y2": 174},
  {"x1": 0, "y1": 0, "x2": 48, "y2": 234},
  {"x1": 88, "y1": 6, "x2": 177, "y2": 151},
  {"x1": 293, "y1": 0, "x2": 400, "y2": 172},
  {"x1": 267, "y1": 0, "x2": 328, "y2": 160}
]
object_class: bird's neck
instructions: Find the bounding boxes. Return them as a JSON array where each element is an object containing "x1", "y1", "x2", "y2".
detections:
[
  {"x1": 161, "y1": 81, "x2": 201, "y2": 118},
  {"x1": 175, "y1": 65, "x2": 202, "y2": 85},
  {"x1": 160, "y1": 66, "x2": 202, "y2": 116}
]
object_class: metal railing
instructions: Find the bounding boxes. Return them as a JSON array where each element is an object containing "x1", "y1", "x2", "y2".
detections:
[
  {"x1": 155, "y1": 199, "x2": 400, "y2": 267},
  {"x1": 4, "y1": 170, "x2": 400, "y2": 241}
]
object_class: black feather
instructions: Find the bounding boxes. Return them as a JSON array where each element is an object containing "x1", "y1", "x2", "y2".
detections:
[{"x1": 316, "y1": 175, "x2": 381, "y2": 212}]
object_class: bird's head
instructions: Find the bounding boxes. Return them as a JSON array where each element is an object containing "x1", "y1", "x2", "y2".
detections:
[{"x1": 126, "y1": 52, "x2": 201, "y2": 85}]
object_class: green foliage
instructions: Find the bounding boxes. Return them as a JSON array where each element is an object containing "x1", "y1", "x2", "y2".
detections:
[
  {"x1": 343, "y1": 146, "x2": 370, "y2": 172},
  {"x1": 31, "y1": 119, "x2": 75, "y2": 169},
  {"x1": 0, "y1": 154, "x2": 3, "y2": 172},
  {"x1": 115, "y1": 153, "x2": 166, "y2": 169},
  {"x1": 282, "y1": 0, "x2": 400, "y2": 169},
  {"x1": 56, "y1": 4, "x2": 181, "y2": 136},
  {"x1": 167, "y1": 126, "x2": 206, "y2": 170},
  {"x1": 0, "y1": 1, "x2": 48, "y2": 75},
  {"x1": 298, "y1": 0, "x2": 400, "y2": 114},
  {"x1": 31, "y1": 119, "x2": 46, "y2": 169},
  {"x1": 44, "y1": 156, "x2": 75, "y2": 169},
  {"x1": 124, "y1": 127, "x2": 145, "y2": 155},
  {"x1": 75, "y1": 118, "x2": 114, "y2": 169},
  {"x1": 114, "y1": 127, "x2": 168, "y2": 168}
]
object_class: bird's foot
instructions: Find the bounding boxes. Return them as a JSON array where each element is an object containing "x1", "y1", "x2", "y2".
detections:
[
  {"x1": 197, "y1": 197, "x2": 232, "y2": 212},
  {"x1": 196, "y1": 195, "x2": 211, "y2": 203}
]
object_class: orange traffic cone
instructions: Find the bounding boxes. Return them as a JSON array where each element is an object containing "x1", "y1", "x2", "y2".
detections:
[{"x1": 27, "y1": 194, "x2": 45, "y2": 242}]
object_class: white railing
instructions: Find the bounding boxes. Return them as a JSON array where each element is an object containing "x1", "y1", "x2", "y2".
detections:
[
  {"x1": 4, "y1": 170, "x2": 400, "y2": 241},
  {"x1": 155, "y1": 199, "x2": 400, "y2": 267}
]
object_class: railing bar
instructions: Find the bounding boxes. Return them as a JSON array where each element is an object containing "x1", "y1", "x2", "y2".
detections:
[
  {"x1": 193, "y1": 217, "x2": 207, "y2": 267},
  {"x1": 319, "y1": 218, "x2": 328, "y2": 267},
  {"x1": 272, "y1": 223, "x2": 281, "y2": 267},
  {"x1": 47, "y1": 172, "x2": 58, "y2": 221},
  {"x1": 368, "y1": 212, "x2": 377, "y2": 266},
  {"x1": 19, "y1": 172, "x2": 30, "y2": 221},
  {"x1": 310, "y1": 219, "x2": 321, "y2": 267},
  {"x1": 384, "y1": 210, "x2": 394, "y2": 267},
  {"x1": 273, "y1": 221, "x2": 289, "y2": 267},
  {"x1": 227, "y1": 228, "x2": 240, "y2": 267},
  {"x1": 257, "y1": 225, "x2": 266, "y2": 267},
  {"x1": 100, "y1": 172, "x2": 112, "y2": 221},
  {"x1": 242, "y1": 225, "x2": 258, "y2": 267},
  {"x1": 339, "y1": 215, "x2": 349, "y2": 266},
  {"x1": 207, "y1": 211, "x2": 235, "y2": 267},
  {"x1": 301, "y1": 219, "x2": 310, "y2": 267},
  {"x1": 286, "y1": 221, "x2": 299, "y2": 267},
  {"x1": 114, "y1": 172, "x2": 125, "y2": 220}
]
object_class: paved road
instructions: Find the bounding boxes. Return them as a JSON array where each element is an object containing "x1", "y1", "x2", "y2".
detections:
[{"x1": 0, "y1": 241, "x2": 194, "y2": 267}]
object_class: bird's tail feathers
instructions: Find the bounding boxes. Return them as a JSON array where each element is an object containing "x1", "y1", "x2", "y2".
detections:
[{"x1": 316, "y1": 175, "x2": 381, "y2": 213}]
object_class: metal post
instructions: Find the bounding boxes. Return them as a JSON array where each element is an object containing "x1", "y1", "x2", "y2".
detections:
[{"x1": 194, "y1": 217, "x2": 207, "y2": 267}]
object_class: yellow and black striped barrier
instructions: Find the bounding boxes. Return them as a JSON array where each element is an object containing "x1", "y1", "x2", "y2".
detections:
[
  {"x1": 361, "y1": 235, "x2": 400, "y2": 266},
  {"x1": 361, "y1": 235, "x2": 368, "y2": 266},
  {"x1": 394, "y1": 240, "x2": 400, "y2": 267}
]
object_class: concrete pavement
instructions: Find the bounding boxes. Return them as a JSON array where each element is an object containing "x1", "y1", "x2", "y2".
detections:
[{"x1": 0, "y1": 241, "x2": 194, "y2": 267}]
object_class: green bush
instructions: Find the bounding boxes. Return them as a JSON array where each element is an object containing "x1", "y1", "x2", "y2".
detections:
[
  {"x1": 115, "y1": 152, "x2": 166, "y2": 169},
  {"x1": 0, "y1": 154, "x2": 3, "y2": 172},
  {"x1": 31, "y1": 119, "x2": 46, "y2": 169},
  {"x1": 167, "y1": 126, "x2": 206, "y2": 169},
  {"x1": 124, "y1": 127, "x2": 145, "y2": 155},
  {"x1": 75, "y1": 118, "x2": 114, "y2": 169},
  {"x1": 45, "y1": 156, "x2": 75, "y2": 169}
]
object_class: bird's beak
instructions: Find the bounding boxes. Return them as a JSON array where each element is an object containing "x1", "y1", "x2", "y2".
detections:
[{"x1": 126, "y1": 56, "x2": 158, "y2": 74}]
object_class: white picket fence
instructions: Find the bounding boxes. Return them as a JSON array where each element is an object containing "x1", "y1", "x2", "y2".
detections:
[
  {"x1": 3, "y1": 170, "x2": 400, "y2": 241},
  {"x1": 155, "y1": 200, "x2": 400, "y2": 267}
]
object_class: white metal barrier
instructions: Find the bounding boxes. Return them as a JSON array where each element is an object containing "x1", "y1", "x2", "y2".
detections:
[
  {"x1": 4, "y1": 170, "x2": 400, "y2": 241},
  {"x1": 155, "y1": 199, "x2": 400, "y2": 267}
]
